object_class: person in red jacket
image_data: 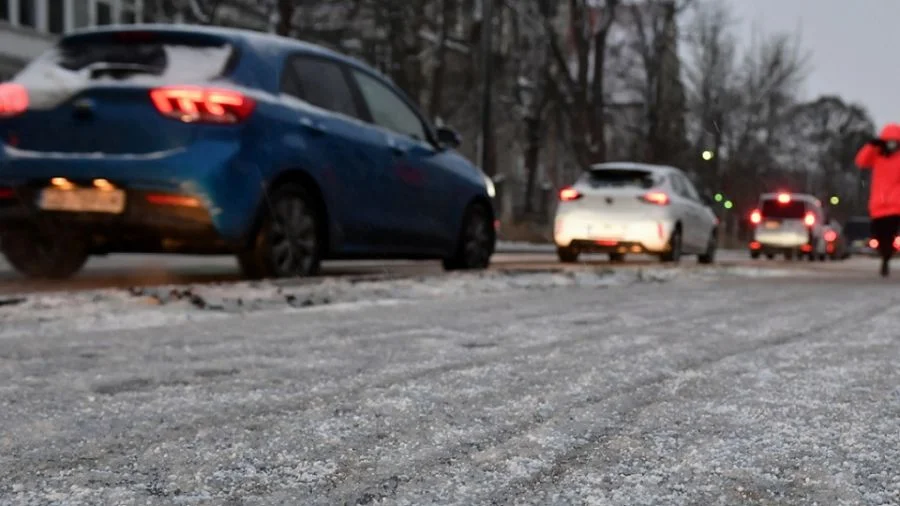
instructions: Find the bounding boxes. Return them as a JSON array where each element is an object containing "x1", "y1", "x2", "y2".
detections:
[{"x1": 855, "y1": 123, "x2": 900, "y2": 277}]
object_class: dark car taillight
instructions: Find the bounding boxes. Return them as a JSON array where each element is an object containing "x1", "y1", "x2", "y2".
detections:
[{"x1": 150, "y1": 86, "x2": 255, "y2": 124}]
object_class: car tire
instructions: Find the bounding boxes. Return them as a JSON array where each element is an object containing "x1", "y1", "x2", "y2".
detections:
[
  {"x1": 751, "y1": 251, "x2": 761, "y2": 259},
  {"x1": 784, "y1": 251, "x2": 794, "y2": 261},
  {"x1": 818, "y1": 253, "x2": 827, "y2": 262},
  {"x1": 557, "y1": 247, "x2": 579, "y2": 263},
  {"x1": 443, "y1": 202, "x2": 493, "y2": 271},
  {"x1": 238, "y1": 183, "x2": 322, "y2": 279},
  {"x1": 766, "y1": 253, "x2": 775, "y2": 260},
  {"x1": 660, "y1": 227, "x2": 682, "y2": 263},
  {"x1": 1, "y1": 225, "x2": 89, "y2": 280},
  {"x1": 609, "y1": 252, "x2": 625, "y2": 263},
  {"x1": 698, "y1": 232, "x2": 717, "y2": 264}
]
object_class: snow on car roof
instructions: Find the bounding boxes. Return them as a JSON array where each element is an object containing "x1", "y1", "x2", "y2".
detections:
[{"x1": 588, "y1": 161, "x2": 681, "y2": 173}]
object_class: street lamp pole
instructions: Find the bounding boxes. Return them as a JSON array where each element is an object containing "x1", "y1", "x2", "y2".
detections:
[{"x1": 479, "y1": 0, "x2": 494, "y2": 176}]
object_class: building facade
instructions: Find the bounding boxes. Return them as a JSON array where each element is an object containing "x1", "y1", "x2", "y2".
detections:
[{"x1": 0, "y1": 0, "x2": 142, "y2": 79}]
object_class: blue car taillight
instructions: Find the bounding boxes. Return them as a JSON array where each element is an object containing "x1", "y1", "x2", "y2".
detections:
[
  {"x1": 149, "y1": 86, "x2": 255, "y2": 125},
  {"x1": 0, "y1": 83, "x2": 28, "y2": 118}
]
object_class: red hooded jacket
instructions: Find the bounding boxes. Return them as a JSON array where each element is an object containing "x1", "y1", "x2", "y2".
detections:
[{"x1": 855, "y1": 123, "x2": 900, "y2": 218}]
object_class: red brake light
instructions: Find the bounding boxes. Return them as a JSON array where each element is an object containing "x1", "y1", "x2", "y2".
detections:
[
  {"x1": 750, "y1": 209, "x2": 762, "y2": 225},
  {"x1": 777, "y1": 193, "x2": 791, "y2": 204},
  {"x1": 150, "y1": 86, "x2": 255, "y2": 124},
  {"x1": 894, "y1": 237, "x2": 900, "y2": 250},
  {"x1": 559, "y1": 186, "x2": 582, "y2": 202},
  {"x1": 146, "y1": 193, "x2": 202, "y2": 207},
  {"x1": 803, "y1": 211, "x2": 816, "y2": 227},
  {"x1": 0, "y1": 187, "x2": 13, "y2": 199},
  {"x1": 640, "y1": 191, "x2": 670, "y2": 206},
  {"x1": 870, "y1": 238, "x2": 879, "y2": 249},
  {"x1": 824, "y1": 230, "x2": 837, "y2": 242},
  {"x1": 0, "y1": 83, "x2": 29, "y2": 118},
  {"x1": 750, "y1": 241, "x2": 761, "y2": 250}
]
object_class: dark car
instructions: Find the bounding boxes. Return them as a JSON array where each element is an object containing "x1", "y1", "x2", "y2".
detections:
[
  {"x1": 844, "y1": 216, "x2": 876, "y2": 256},
  {"x1": 0, "y1": 25, "x2": 496, "y2": 279}
]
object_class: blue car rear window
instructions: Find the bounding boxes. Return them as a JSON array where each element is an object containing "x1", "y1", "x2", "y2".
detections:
[{"x1": 22, "y1": 31, "x2": 236, "y2": 82}]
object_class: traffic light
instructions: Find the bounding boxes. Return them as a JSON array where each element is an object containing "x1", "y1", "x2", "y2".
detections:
[
  {"x1": 829, "y1": 195, "x2": 840, "y2": 205},
  {"x1": 723, "y1": 200, "x2": 734, "y2": 209},
  {"x1": 714, "y1": 193, "x2": 723, "y2": 202},
  {"x1": 702, "y1": 150, "x2": 715, "y2": 161}
]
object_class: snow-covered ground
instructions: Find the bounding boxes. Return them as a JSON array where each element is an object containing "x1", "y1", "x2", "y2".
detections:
[
  {"x1": 0, "y1": 264, "x2": 897, "y2": 505},
  {"x1": 0, "y1": 265, "x2": 798, "y2": 338}
]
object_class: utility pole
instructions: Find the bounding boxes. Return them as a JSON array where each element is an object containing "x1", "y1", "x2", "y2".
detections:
[{"x1": 479, "y1": 0, "x2": 494, "y2": 176}]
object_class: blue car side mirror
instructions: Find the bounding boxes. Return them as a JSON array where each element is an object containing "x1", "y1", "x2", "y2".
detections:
[{"x1": 436, "y1": 127, "x2": 461, "y2": 149}]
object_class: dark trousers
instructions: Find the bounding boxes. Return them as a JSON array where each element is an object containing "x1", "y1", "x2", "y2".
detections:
[{"x1": 872, "y1": 215, "x2": 900, "y2": 260}]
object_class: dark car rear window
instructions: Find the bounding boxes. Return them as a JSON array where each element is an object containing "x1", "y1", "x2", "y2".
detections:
[
  {"x1": 761, "y1": 199, "x2": 807, "y2": 219},
  {"x1": 580, "y1": 169, "x2": 657, "y2": 189},
  {"x1": 17, "y1": 31, "x2": 235, "y2": 82}
]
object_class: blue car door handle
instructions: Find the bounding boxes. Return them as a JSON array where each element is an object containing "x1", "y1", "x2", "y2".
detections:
[{"x1": 299, "y1": 116, "x2": 326, "y2": 135}]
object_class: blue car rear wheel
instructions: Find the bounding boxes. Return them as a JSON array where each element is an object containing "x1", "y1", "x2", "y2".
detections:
[
  {"x1": 1, "y1": 221, "x2": 89, "y2": 279},
  {"x1": 238, "y1": 183, "x2": 322, "y2": 279}
]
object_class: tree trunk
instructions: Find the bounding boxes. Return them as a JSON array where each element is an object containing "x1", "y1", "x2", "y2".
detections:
[
  {"x1": 429, "y1": 0, "x2": 455, "y2": 119},
  {"x1": 523, "y1": 115, "x2": 541, "y2": 213},
  {"x1": 276, "y1": 0, "x2": 293, "y2": 36}
]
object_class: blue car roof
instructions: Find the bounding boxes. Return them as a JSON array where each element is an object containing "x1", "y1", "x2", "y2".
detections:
[{"x1": 61, "y1": 24, "x2": 385, "y2": 83}]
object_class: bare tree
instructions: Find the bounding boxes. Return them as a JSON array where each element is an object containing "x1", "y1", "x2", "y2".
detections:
[
  {"x1": 625, "y1": 0, "x2": 693, "y2": 164},
  {"x1": 542, "y1": 0, "x2": 622, "y2": 168},
  {"x1": 683, "y1": 0, "x2": 738, "y2": 190},
  {"x1": 787, "y1": 96, "x2": 875, "y2": 204}
]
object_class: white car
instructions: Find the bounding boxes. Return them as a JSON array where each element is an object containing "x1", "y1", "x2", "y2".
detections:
[
  {"x1": 553, "y1": 162, "x2": 718, "y2": 263},
  {"x1": 748, "y1": 192, "x2": 827, "y2": 261}
]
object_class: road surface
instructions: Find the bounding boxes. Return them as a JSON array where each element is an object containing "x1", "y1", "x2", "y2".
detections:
[
  {"x1": 0, "y1": 244, "x2": 857, "y2": 294},
  {"x1": 1, "y1": 258, "x2": 897, "y2": 504}
]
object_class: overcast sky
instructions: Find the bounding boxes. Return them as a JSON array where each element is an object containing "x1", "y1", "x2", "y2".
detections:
[{"x1": 718, "y1": 0, "x2": 898, "y2": 127}]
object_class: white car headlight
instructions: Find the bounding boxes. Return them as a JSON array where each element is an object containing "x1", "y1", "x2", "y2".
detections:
[{"x1": 483, "y1": 173, "x2": 496, "y2": 198}]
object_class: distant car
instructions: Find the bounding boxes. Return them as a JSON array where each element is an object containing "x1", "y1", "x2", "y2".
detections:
[
  {"x1": 0, "y1": 25, "x2": 496, "y2": 280},
  {"x1": 822, "y1": 220, "x2": 849, "y2": 260},
  {"x1": 844, "y1": 216, "x2": 877, "y2": 256},
  {"x1": 553, "y1": 162, "x2": 718, "y2": 264},
  {"x1": 749, "y1": 192, "x2": 827, "y2": 261}
]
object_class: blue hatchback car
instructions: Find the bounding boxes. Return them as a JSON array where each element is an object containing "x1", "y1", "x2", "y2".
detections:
[{"x1": 0, "y1": 25, "x2": 496, "y2": 279}]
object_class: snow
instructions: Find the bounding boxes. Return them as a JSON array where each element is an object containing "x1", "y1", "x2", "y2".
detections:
[
  {"x1": 0, "y1": 264, "x2": 895, "y2": 504},
  {"x1": 12, "y1": 44, "x2": 233, "y2": 110},
  {"x1": 0, "y1": 265, "x2": 792, "y2": 338}
]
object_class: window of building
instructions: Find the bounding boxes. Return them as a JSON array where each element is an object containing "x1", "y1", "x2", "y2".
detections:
[
  {"x1": 120, "y1": 0, "x2": 136, "y2": 23},
  {"x1": 19, "y1": 0, "x2": 36, "y2": 27},
  {"x1": 96, "y1": 0, "x2": 111, "y2": 25},
  {"x1": 73, "y1": 0, "x2": 90, "y2": 28},
  {"x1": 0, "y1": 0, "x2": 9, "y2": 22},
  {"x1": 48, "y1": 0, "x2": 65, "y2": 34}
]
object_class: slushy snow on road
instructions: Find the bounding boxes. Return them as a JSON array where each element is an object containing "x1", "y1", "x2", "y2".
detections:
[{"x1": 0, "y1": 265, "x2": 896, "y2": 505}]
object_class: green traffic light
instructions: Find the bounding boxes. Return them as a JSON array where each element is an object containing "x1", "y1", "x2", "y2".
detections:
[
  {"x1": 702, "y1": 150, "x2": 714, "y2": 161},
  {"x1": 830, "y1": 196, "x2": 840, "y2": 205},
  {"x1": 724, "y1": 200, "x2": 733, "y2": 209},
  {"x1": 714, "y1": 193, "x2": 723, "y2": 202}
]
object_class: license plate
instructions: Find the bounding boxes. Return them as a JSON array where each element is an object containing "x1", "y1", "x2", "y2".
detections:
[
  {"x1": 852, "y1": 240, "x2": 864, "y2": 247},
  {"x1": 39, "y1": 188, "x2": 126, "y2": 214},
  {"x1": 587, "y1": 223, "x2": 620, "y2": 238},
  {"x1": 764, "y1": 221, "x2": 779, "y2": 229}
]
